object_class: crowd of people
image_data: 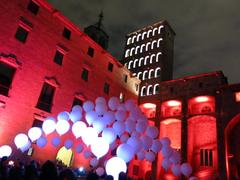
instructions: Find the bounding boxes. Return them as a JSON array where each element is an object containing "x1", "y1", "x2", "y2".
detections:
[{"x1": 0, "y1": 156, "x2": 133, "y2": 180}]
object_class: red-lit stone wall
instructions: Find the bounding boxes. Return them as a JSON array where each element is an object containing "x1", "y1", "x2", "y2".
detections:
[{"x1": 0, "y1": 0, "x2": 139, "y2": 167}]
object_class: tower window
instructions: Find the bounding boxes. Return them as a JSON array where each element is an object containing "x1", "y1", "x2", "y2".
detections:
[
  {"x1": 36, "y1": 83, "x2": 55, "y2": 112},
  {"x1": 72, "y1": 97, "x2": 83, "y2": 108},
  {"x1": 87, "y1": 47, "x2": 94, "y2": 57},
  {"x1": 135, "y1": 84, "x2": 139, "y2": 91},
  {"x1": 123, "y1": 75, "x2": 128, "y2": 83},
  {"x1": 103, "y1": 83, "x2": 110, "y2": 94},
  {"x1": 81, "y1": 68, "x2": 89, "y2": 82},
  {"x1": 15, "y1": 26, "x2": 29, "y2": 43},
  {"x1": 54, "y1": 50, "x2": 64, "y2": 65},
  {"x1": 32, "y1": 119, "x2": 43, "y2": 128},
  {"x1": 27, "y1": 0, "x2": 39, "y2": 15},
  {"x1": 62, "y1": 27, "x2": 71, "y2": 40},
  {"x1": 200, "y1": 149, "x2": 213, "y2": 167},
  {"x1": 0, "y1": 62, "x2": 16, "y2": 96},
  {"x1": 108, "y1": 62, "x2": 113, "y2": 72}
]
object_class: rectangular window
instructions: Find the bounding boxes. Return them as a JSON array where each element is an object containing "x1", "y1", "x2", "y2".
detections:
[
  {"x1": 72, "y1": 98, "x2": 83, "y2": 107},
  {"x1": 108, "y1": 62, "x2": 113, "y2": 72},
  {"x1": 32, "y1": 119, "x2": 43, "y2": 128},
  {"x1": 81, "y1": 68, "x2": 89, "y2": 82},
  {"x1": 54, "y1": 50, "x2": 64, "y2": 65},
  {"x1": 200, "y1": 149, "x2": 213, "y2": 167},
  {"x1": 27, "y1": 0, "x2": 39, "y2": 15},
  {"x1": 36, "y1": 83, "x2": 55, "y2": 112},
  {"x1": 87, "y1": 47, "x2": 94, "y2": 57},
  {"x1": 123, "y1": 74, "x2": 128, "y2": 83},
  {"x1": 235, "y1": 92, "x2": 240, "y2": 102},
  {"x1": 62, "y1": 27, "x2": 71, "y2": 40},
  {"x1": 15, "y1": 26, "x2": 29, "y2": 43},
  {"x1": 103, "y1": 83, "x2": 110, "y2": 94},
  {"x1": 0, "y1": 62, "x2": 16, "y2": 96},
  {"x1": 135, "y1": 84, "x2": 139, "y2": 91}
]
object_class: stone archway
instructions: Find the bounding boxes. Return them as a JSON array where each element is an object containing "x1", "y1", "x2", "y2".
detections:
[{"x1": 225, "y1": 113, "x2": 240, "y2": 179}]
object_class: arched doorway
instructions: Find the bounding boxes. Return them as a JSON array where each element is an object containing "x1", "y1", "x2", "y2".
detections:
[
  {"x1": 56, "y1": 147, "x2": 73, "y2": 167},
  {"x1": 225, "y1": 113, "x2": 240, "y2": 179}
]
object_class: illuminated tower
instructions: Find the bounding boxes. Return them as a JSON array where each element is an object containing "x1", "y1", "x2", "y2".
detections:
[{"x1": 121, "y1": 20, "x2": 175, "y2": 99}]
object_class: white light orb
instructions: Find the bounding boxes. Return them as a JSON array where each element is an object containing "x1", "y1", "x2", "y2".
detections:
[
  {"x1": 113, "y1": 121, "x2": 125, "y2": 136},
  {"x1": 120, "y1": 134, "x2": 129, "y2": 143},
  {"x1": 91, "y1": 137, "x2": 109, "y2": 159},
  {"x1": 28, "y1": 127, "x2": 42, "y2": 142},
  {"x1": 72, "y1": 121, "x2": 87, "y2": 138},
  {"x1": 83, "y1": 101, "x2": 94, "y2": 112},
  {"x1": 102, "y1": 128, "x2": 117, "y2": 144},
  {"x1": 124, "y1": 99, "x2": 135, "y2": 111},
  {"x1": 82, "y1": 127, "x2": 98, "y2": 146},
  {"x1": 92, "y1": 119, "x2": 106, "y2": 133},
  {"x1": 36, "y1": 137, "x2": 47, "y2": 148},
  {"x1": 145, "y1": 151, "x2": 156, "y2": 162},
  {"x1": 69, "y1": 109, "x2": 82, "y2": 123},
  {"x1": 151, "y1": 139, "x2": 162, "y2": 153},
  {"x1": 103, "y1": 111, "x2": 115, "y2": 126},
  {"x1": 64, "y1": 139, "x2": 73, "y2": 149},
  {"x1": 125, "y1": 120, "x2": 136, "y2": 134},
  {"x1": 105, "y1": 157, "x2": 127, "y2": 180},
  {"x1": 127, "y1": 136, "x2": 142, "y2": 153},
  {"x1": 14, "y1": 133, "x2": 29, "y2": 149},
  {"x1": 146, "y1": 126, "x2": 159, "y2": 139},
  {"x1": 96, "y1": 167, "x2": 105, "y2": 176},
  {"x1": 20, "y1": 140, "x2": 31, "y2": 152},
  {"x1": 136, "y1": 121, "x2": 148, "y2": 134},
  {"x1": 162, "y1": 146, "x2": 173, "y2": 158},
  {"x1": 95, "y1": 103, "x2": 108, "y2": 114},
  {"x1": 137, "y1": 151, "x2": 145, "y2": 160},
  {"x1": 117, "y1": 103, "x2": 127, "y2": 111},
  {"x1": 56, "y1": 120, "x2": 70, "y2": 136},
  {"x1": 116, "y1": 143, "x2": 134, "y2": 163},
  {"x1": 72, "y1": 105, "x2": 83, "y2": 112},
  {"x1": 57, "y1": 111, "x2": 69, "y2": 121},
  {"x1": 42, "y1": 119, "x2": 56, "y2": 135},
  {"x1": 160, "y1": 137, "x2": 171, "y2": 147},
  {"x1": 85, "y1": 111, "x2": 98, "y2": 126},
  {"x1": 96, "y1": 97, "x2": 107, "y2": 104},
  {"x1": 172, "y1": 164, "x2": 181, "y2": 177},
  {"x1": 181, "y1": 163, "x2": 192, "y2": 177},
  {"x1": 108, "y1": 97, "x2": 120, "y2": 111},
  {"x1": 0, "y1": 145, "x2": 12, "y2": 158},
  {"x1": 115, "y1": 110, "x2": 127, "y2": 121},
  {"x1": 162, "y1": 158, "x2": 172, "y2": 171},
  {"x1": 140, "y1": 135, "x2": 153, "y2": 150}
]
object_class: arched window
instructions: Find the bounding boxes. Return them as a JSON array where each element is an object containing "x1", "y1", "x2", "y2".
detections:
[
  {"x1": 157, "y1": 38, "x2": 163, "y2": 48},
  {"x1": 147, "y1": 29, "x2": 152, "y2": 38},
  {"x1": 137, "y1": 34, "x2": 141, "y2": 42},
  {"x1": 145, "y1": 42, "x2": 151, "y2": 51},
  {"x1": 137, "y1": 72, "x2": 142, "y2": 80},
  {"x1": 133, "y1": 59, "x2": 138, "y2": 68},
  {"x1": 138, "y1": 57, "x2": 144, "y2": 67},
  {"x1": 158, "y1": 25, "x2": 164, "y2": 34},
  {"x1": 130, "y1": 47, "x2": 135, "y2": 56},
  {"x1": 142, "y1": 32, "x2": 147, "y2": 40},
  {"x1": 127, "y1": 37, "x2": 132, "y2": 45},
  {"x1": 135, "y1": 46, "x2": 140, "y2": 54},
  {"x1": 155, "y1": 67, "x2": 161, "y2": 77},
  {"x1": 144, "y1": 56, "x2": 150, "y2": 65},
  {"x1": 132, "y1": 35, "x2": 136, "y2": 43},
  {"x1": 125, "y1": 49, "x2": 130, "y2": 57},
  {"x1": 140, "y1": 44, "x2": 146, "y2": 53},
  {"x1": 147, "y1": 85, "x2": 153, "y2": 95},
  {"x1": 153, "y1": 84, "x2": 159, "y2": 94},
  {"x1": 148, "y1": 69, "x2": 154, "y2": 79},
  {"x1": 156, "y1": 52, "x2": 162, "y2": 62},
  {"x1": 141, "y1": 86, "x2": 146, "y2": 96},
  {"x1": 150, "y1": 54, "x2": 156, "y2": 64},
  {"x1": 152, "y1": 27, "x2": 158, "y2": 36},
  {"x1": 128, "y1": 60, "x2": 133, "y2": 69},
  {"x1": 143, "y1": 70, "x2": 148, "y2": 80},
  {"x1": 151, "y1": 40, "x2": 157, "y2": 49}
]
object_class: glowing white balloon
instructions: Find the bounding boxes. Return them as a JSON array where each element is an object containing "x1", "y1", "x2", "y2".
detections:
[
  {"x1": 92, "y1": 119, "x2": 106, "y2": 133},
  {"x1": 96, "y1": 97, "x2": 106, "y2": 104},
  {"x1": 113, "y1": 121, "x2": 125, "y2": 136},
  {"x1": 137, "y1": 151, "x2": 145, "y2": 160},
  {"x1": 72, "y1": 121, "x2": 87, "y2": 138},
  {"x1": 115, "y1": 110, "x2": 127, "y2": 121},
  {"x1": 162, "y1": 158, "x2": 172, "y2": 171},
  {"x1": 117, "y1": 103, "x2": 127, "y2": 111},
  {"x1": 57, "y1": 111, "x2": 69, "y2": 121},
  {"x1": 127, "y1": 136, "x2": 142, "y2": 153},
  {"x1": 172, "y1": 164, "x2": 181, "y2": 177},
  {"x1": 42, "y1": 120, "x2": 56, "y2": 135},
  {"x1": 124, "y1": 99, "x2": 135, "y2": 111},
  {"x1": 181, "y1": 163, "x2": 192, "y2": 177},
  {"x1": 28, "y1": 127, "x2": 42, "y2": 142},
  {"x1": 125, "y1": 120, "x2": 136, "y2": 134},
  {"x1": 95, "y1": 103, "x2": 108, "y2": 114},
  {"x1": 103, "y1": 111, "x2": 115, "y2": 125},
  {"x1": 20, "y1": 140, "x2": 31, "y2": 152},
  {"x1": 85, "y1": 111, "x2": 98, "y2": 126},
  {"x1": 0, "y1": 145, "x2": 12, "y2": 158},
  {"x1": 96, "y1": 167, "x2": 105, "y2": 176},
  {"x1": 102, "y1": 128, "x2": 117, "y2": 144},
  {"x1": 145, "y1": 151, "x2": 156, "y2": 162},
  {"x1": 116, "y1": 143, "x2": 134, "y2": 163},
  {"x1": 90, "y1": 158, "x2": 99, "y2": 168},
  {"x1": 140, "y1": 135, "x2": 153, "y2": 150},
  {"x1": 120, "y1": 134, "x2": 129, "y2": 143},
  {"x1": 14, "y1": 133, "x2": 29, "y2": 149},
  {"x1": 71, "y1": 105, "x2": 83, "y2": 113},
  {"x1": 160, "y1": 137, "x2": 171, "y2": 147},
  {"x1": 82, "y1": 127, "x2": 98, "y2": 146},
  {"x1": 69, "y1": 109, "x2": 82, "y2": 123},
  {"x1": 108, "y1": 97, "x2": 120, "y2": 110},
  {"x1": 56, "y1": 120, "x2": 70, "y2": 136},
  {"x1": 146, "y1": 126, "x2": 159, "y2": 139},
  {"x1": 162, "y1": 146, "x2": 173, "y2": 158},
  {"x1": 151, "y1": 139, "x2": 162, "y2": 153},
  {"x1": 83, "y1": 101, "x2": 94, "y2": 112},
  {"x1": 105, "y1": 157, "x2": 127, "y2": 180},
  {"x1": 91, "y1": 137, "x2": 109, "y2": 159},
  {"x1": 136, "y1": 121, "x2": 148, "y2": 133}
]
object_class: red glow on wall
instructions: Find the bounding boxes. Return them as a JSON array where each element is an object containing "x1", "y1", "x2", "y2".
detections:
[
  {"x1": 195, "y1": 96, "x2": 209, "y2": 102},
  {"x1": 167, "y1": 100, "x2": 181, "y2": 107}
]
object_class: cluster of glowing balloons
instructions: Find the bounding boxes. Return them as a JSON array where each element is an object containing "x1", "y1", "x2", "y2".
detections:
[{"x1": 1, "y1": 96, "x2": 198, "y2": 179}]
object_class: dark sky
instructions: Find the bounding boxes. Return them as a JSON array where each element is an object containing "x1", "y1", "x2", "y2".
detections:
[{"x1": 47, "y1": 0, "x2": 240, "y2": 83}]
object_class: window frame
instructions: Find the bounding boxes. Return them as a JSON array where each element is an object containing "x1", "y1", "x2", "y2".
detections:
[{"x1": 27, "y1": 0, "x2": 40, "y2": 15}]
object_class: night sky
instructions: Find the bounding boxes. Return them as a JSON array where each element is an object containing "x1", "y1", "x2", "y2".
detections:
[{"x1": 48, "y1": 0, "x2": 240, "y2": 83}]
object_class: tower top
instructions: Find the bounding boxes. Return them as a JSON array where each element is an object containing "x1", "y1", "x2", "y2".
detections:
[{"x1": 97, "y1": 11, "x2": 103, "y2": 29}]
